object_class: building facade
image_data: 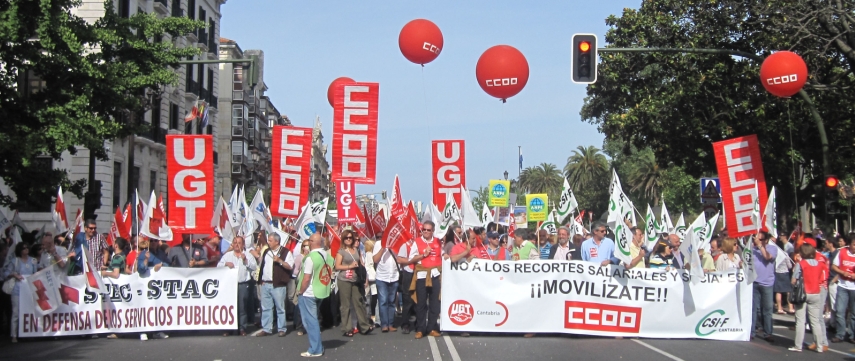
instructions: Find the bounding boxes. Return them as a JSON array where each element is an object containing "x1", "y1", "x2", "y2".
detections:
[{"x1": 310, "y1": 117, "x2": 332, "y2": 202}]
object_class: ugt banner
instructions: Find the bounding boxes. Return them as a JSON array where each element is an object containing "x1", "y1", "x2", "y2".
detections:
[
  {"x1": 488, "y1": 180, "x2": 510, "y2": 207},
  {"x1": 442, "y1": 260, "x2": 752, "y2": 340},
  {"x1": 432, "y1": 140, "x2": 466, "y2": 211},
  {"x1": 167, "y1": 135, "x2": 213, "y2": 230},
  {"x1": 271, "y1": 126, "x2": 313, "y2": 218},
  {"x1": 18, "y1": 267, "x2": 238, "y2": 337},
  {"x1": 712, "y1": 135, "x2": 767, "y2": 237},
  {"x1": 336, "y1": 179, "x2": 358, "y2": 223},
  {"x1": 332, "y1": 82, "x2": 379, "y2": 184}
]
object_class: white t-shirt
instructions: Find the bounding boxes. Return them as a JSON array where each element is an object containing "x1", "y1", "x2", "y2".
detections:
[
  {"x1": 302, "y1": 249, "x2": 328, "y2": 298},
  {"x1": 834, "y1": 249, "x2": 855, "y2": 290},
  {"x1": 261, "y1": 247, "x2": 295, "y2": 282},
  {"x1": 373, "y1": 246, "x2": 400, "y2": 283},
  {"x1": 39, "y1": 245, "x2": 68, "y2": 271},
  {"x1": 397, "y1": 241, "x2": 418, "y2": 273}
]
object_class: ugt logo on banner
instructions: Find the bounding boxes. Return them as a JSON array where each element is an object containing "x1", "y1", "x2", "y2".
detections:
[
  {"x1": 432, "y1": 140, "x2": 466, "y2": 211},
  {"x1": 336, "y1": 180, "x2": 357, "y2": 223},
  {"x1": 332, "y1": 82, "x2": 379, "y2": 184},
  {"x1": 712, "y1": 134, "x2": 767, "y2": 237},
  {"x1": 271, "y1": 126, "x2": 312, "y2": 218},
  {"x1": 167, "y1": 135, "x2": 213, "y2": 230}
]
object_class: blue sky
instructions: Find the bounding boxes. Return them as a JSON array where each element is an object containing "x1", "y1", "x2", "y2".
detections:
[{"x1": 221, "y1": 0, "x2": 640, "y2": 205}]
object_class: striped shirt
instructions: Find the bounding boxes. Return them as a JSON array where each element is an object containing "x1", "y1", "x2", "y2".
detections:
[{"x1": 540, "y1": 243, "x2": 552, "y2": 260}]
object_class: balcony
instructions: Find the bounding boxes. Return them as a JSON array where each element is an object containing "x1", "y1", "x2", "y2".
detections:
[
  {"x1": 185, "y1": 79, "x2": 199, "y2": 100},
  {"x1": 196, "y1": 30, "x2": 209, "y2": 52},
  {"x1": 185, "y1": 31, "x2": 197, "y2": 43},
  {"x1": 208, "y1": 33, "x2": 217, "y2": 54},
  {"x1": 153, "y1": 0, "x2": 168, "y2": 15},
  {"x1": 139, "y1": 125, "x2": 167, "y2": 145}
]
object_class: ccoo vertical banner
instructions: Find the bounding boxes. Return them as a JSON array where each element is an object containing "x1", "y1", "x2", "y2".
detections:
[
  {"x1": 432, "y1": 140, "x2": 466, "y2": 212},
  {"x1": 332, "y1": 82, "x2": 379, "y2": 184},
  {"x1": 712, "y1": 134, "x2": 767, "y2": 237},
  {"x1": 271, "y1": 126, "x2": 313, "y2": 218},
  {"x1": 336, "y1": 180, "x2": 358, "y2": 223},
  {"x1": 167, "y1": 135, "x2": 214, "y2": 231}
]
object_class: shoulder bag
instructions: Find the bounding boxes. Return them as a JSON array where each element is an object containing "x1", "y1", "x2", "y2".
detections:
[{"x1": 789, "y1": 272, "x2": 807, "y2": 305}]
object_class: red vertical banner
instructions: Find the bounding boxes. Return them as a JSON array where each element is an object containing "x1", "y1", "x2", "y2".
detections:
[
  {"x1": 271, "y1": 126, "x2": 313, "y2": 218},
  {"x1": 336, "y1": 180, "x2": 358, "y2": 223},
  {"x1": 166, "y1": 135, "x2": 214, "y2": 231},
  {"x1": 332, "y1": 82, "x2": 379, "y2": 184},
  {"x1": 432, "y1": 140, "x2": 466, "y2": 212},
  {"x1": 712, "y1": 134, "x2": 767, "y2": 237}
]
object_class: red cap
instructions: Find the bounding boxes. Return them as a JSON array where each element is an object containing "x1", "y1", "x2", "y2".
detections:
[{"x1": 803, "y1": 238, "x2": 817, "y2": 247}]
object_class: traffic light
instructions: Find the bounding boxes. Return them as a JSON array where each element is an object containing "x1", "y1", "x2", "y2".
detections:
[
  {"x1": 571, "y1": 33, "x2": 598, "y2": 84},
  {"x1": 825, "y1": 175, "x2": 844, "y2": 216}
]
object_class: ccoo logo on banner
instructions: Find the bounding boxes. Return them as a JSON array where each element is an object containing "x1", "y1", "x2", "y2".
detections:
[
  {"x1": 332, "y1": 82, "x2": 379, "y2": 184},
  {"x1": 712, "y1": 135, "x2": 767, "y2": 237},
  {"x1": 271, "y1": 126, "x2": 312, "y2": 218},
  {"x1": 432, "y1": 140, "x2": 466, "y2": 211},
  {"x1": 167, "y1": 135, "x2": 213, "y2": 230}
]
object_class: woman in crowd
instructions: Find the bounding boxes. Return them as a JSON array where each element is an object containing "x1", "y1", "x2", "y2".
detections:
[
  {"x1": 648, "y1": 241, "x2": 675, "y2": 270},
  {"x1": 715, "y1": 237, "x2": 742, "y2": 272},
  {"x1": 789, "y1": 244, "x2": 827, "y2": 353},
  {"x1": 774, "y1": 239, "x2": 795, "y2": 315},
  {"x1": 334, "y1": 229, "x2": 373, "y2": 337},
  {"x1": 2, "y1": 242, "x2": 38, "y2": 343}
]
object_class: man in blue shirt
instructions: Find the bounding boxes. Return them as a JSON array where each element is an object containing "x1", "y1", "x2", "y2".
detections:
[{"x1": 581, "y1": 222, "x2": 620, "y2": 266}]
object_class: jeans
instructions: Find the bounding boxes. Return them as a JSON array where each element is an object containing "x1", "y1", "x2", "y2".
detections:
[
  {"x1": 399, "y1": 271, "x2": 415, "y2": 329},
  {"x1": 794, "y1": 293, "x2": 825, "y2": 350},
  {"x1": 10, "y1": 293, "x2": 19, "y2": 338},
  {"x1": 415, "y1": 276, "x2": 441, "y2": 334},
  {"x1": 829, "y1": 282, "x2": 839, "y2": 322},
  {"x1": 237, "y1": 282, "x2": 252, "y2": 331},
  {"x1": 835, "y1": 287, "x2": 855, "y2": 339},
  {"x1": 377, "y1": 280, "x2": 398, "y2": 328},
  {"x1": 248, "y1": 283, "x2": 257, "y2": 323},
  {"x1": 752, "y1": 283, "x2": 774, "y2": 338},
  {"x1": 260, "y1": 283, "x2": 287, "y2": 333},
  {"x1": 299, "y1": 295, "x2": 323, "y2": 355}
]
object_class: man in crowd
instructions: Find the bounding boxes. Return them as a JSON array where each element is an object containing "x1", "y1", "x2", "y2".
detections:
[
  {"x1": 752, "y1": 231, "x2": 778, "y2": 342},
  {"x1": 826, "y1": 238, "x2": 840, "y2": 325},
  {"x1": 512, "y1": 229, "x2": 539, "y2": 261},
  {"x1": 549, "y1": 227, "x2": 573, "y2": 261},
  {"x1": 203, "y1": 235, "x2": 222, "y2": 267},
  {"x1": 831, "y1": 236, "x2": 855, "y2": 343},
  {"x1": 372, "y1": 231, "x2": 400, "y2": 333},
  {"x1": 297, "y1": 233, "x2": 334, "y2": 358},
  {"x1": 411, "y1": 221, "x2": 443, "y2": 339},
  {"x1": 167, "y1": 236, "x2": 208, "y2": 268},
  {"x1": 485, "y1": 231, "x2": 509, "y2": 260},
  {"x1": 38, "y1": 233, "x2": 68, "y2": 272},
  {"x1": 257, "y1": 233, "x2": 293, "y2": 337},
  {"x1": 710, "y1": 237, "x2": 722, "y2": 261},
  {"x1": 396, "y1": 227, "x2": 420, "y2": 334},
  {"x1": 218, "y1": 236, "x2": 257, "y2": 336},
  {"x1": 581, "y1": 222, "x2": 619, "y2": 266},
  {"x1": 625, "y1": 227, "x2": 646, "y2": 269},
  {"x1": 449, "y1": 227, "x2": 488, "y2": 263},
  {"x1": 71, "y1": 219, "x2": 110, "y2": 273},
  {"x1": 538, "y1": 229, "x2": 552, "y2": 260}
]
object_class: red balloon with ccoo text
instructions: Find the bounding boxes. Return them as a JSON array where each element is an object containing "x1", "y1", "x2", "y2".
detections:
[
  {"x1": 759, "y1": 51, "x2": 807, "y2": 98},
  {"x1": 398, "y1": 19, "x2": 443, "y2": 65},
  {"x1": 327, "y1": 77, "x2": 354, "y2": 107},
  {"x1": 475, "y1": 45, "x2": 529, "y2": 102}
]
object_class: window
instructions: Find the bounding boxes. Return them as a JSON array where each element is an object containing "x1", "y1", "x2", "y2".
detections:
[
  {"x1": 185, "y1": 60, "x2": 194, "y2": 91},
  {"x1": 197, "y1": 62, "x2": 204, "y2": 90},
  {"x1": 187, "y1": 0, "x2": 195, "y2": 19},
  {"x1": 233, "y1": 66, "x2": 243, "y2": 91},
  {"x1": 118, "y1": 0, "x2": 130, "y2": 18},
  {"x1": 169, "y1": 102, "x2": 179, "y2": 130},
  {"x1": 171, "y1": 0, "x2": 182, "y2": 17},
  {"x1": 232, "y1": 104, "x2": 244, "y2": 126},
  {"x1": 113, "y1": 161, "x2": 122, "y2": 208},
  {"x1": 207, "y1": 68, "x2": 214, "y2": 100},
  {"x1": 208, "y1": 19, "x2": 216, "y2": 48},
  {"x1": 151, "y1": 98, "x2": 161, "y2": 128},
  {"x1": 130, "y1": 166, "x2": 140, "y2": 196},
  {"x1": 150, "y1": 170, "x2": 157, "y2": 195},
  {"x1": 207, "y1": 124, "x2": 213, "y2": 135}
]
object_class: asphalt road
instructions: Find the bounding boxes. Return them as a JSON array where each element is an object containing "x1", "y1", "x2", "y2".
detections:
[{"x1": 3, "y1": 314, "x2": 855, "y2": 361}]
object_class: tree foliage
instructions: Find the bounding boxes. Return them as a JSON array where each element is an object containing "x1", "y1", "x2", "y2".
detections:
[
  {"x1": 564, "y1": 146, "x2": 610, "y2": 217},
  {"x1": 0, "y1": 0, "x2": 203, "y2": 208},
  {"x1": 519, "y1": 163, "x2": 563, "y2": 203},
  {"x1": 581, "y1": 0, "x2": 855, "y2": 223}
]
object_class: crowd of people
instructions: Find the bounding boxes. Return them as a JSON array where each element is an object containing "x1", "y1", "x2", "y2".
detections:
[{"x1": 1, "y1": 215, "x2": 853, "y2": 356}]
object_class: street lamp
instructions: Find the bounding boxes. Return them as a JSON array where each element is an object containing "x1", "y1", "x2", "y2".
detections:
[{"x1": 504, "y1": 170, "x2": 508, "y2": 180}]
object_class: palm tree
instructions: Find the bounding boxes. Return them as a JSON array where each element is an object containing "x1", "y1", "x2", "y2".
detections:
[
  {"x1": 564, "y1": 146, "x2": 609, "y2": 190},
  {"x1": 627, "y1": 150, "x2": 663, "y2": 204},
  {"x1": 518, "y1": 163, "x2": 563, "y2": 199}
]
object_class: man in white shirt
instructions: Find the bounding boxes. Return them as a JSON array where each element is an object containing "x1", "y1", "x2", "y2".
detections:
[
  {"x1": 38, "y1": 234, "x2": 68, "y2": 272},
  {"x1": 373, "y1": 238, "x2": 401, "y2": 332},
  {"x1": 257, "y1": 233, "x2": 294, "y2": 337},
  {"x1": 396, "y1": 235, "x2": 419, "y2": 334},
  {"x1": 218, "y1": 237, "x2": 257, "y2": 336}
]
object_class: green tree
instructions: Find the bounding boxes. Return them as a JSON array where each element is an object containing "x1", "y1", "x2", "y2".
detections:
[
  {"x1": 564, "y1": 146, "x2": 610, "y2": 216},
  {"x1": 519, "y1": 163, "x2": 563, "y2": 202},
  {"x1": 0, "y1": 0, "x2": 203, "y2": 208},
  {"x1": 470, "y1": 186, "x2": 490, "y2": 216},
  {"x1": 581, "y1": 0, "x2": 855, "y2": 224}
]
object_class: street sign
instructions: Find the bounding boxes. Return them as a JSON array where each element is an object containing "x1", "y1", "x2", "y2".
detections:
[{"x1": 700, "y1": 178, "x2": 721, "y2": 203}]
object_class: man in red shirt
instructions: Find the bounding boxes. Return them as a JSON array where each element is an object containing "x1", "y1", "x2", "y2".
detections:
[
  {"x1": 449, "y1": 227, "x2": 488, "y2": 263},
  {"x1": 410, "y1": 221, "x2": 443, "y2": 339},
  {"x1": 203, "y1": 236, "x2": 222, "y2": 267}
]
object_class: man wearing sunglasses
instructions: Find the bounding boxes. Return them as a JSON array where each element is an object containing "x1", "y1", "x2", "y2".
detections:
[
  {"x1": 409, "y1": 221, "x2": 443, "y2": 339},
  {"x1": 70, "y1": 219, "x2": 110, "y2": 274},
  {"x1": 581, "y1": 222, "x2": 620, "y2": 267}
]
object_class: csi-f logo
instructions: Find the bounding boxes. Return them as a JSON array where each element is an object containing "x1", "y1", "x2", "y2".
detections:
[
  {"x1": 695, "y1": 309, "x2": 737, "y2": 336},
  {"x1": 423, "y1": 42, "x2": 441, "y2": 54},
  {"x1": 448, "y1": 300, "x2": 474, "y2": 326},
  {"x1": 485, "y1": 78, "x2": 518, "y2": 87},
  {"x1": 491, "y1": 184, "x2": 507, "y2": 198},
  {"x1": 529, "y1": 198, "x2": 544, "y2": 212},
  {"x1": 765, "y1": 74, "x2": 798, "y2": 85}
]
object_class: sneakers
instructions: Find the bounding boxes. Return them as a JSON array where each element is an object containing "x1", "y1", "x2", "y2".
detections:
[
  {"x1": 300, "y1": 351, "x2": 323, "y2": 358},
  {"x1": 788, "y1": 347, "x2": 802, "y2": 352},
  {"x1": 140, "y1": 333, "x2": 148, "y2": 341},
  {"x1": 153, "y1": 332, "x2": 169, "y2": 339}
]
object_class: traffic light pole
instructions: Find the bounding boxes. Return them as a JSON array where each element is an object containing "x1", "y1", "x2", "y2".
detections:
[{"x1": 598, "y1": 47, "x2": 830, "y2": 177}]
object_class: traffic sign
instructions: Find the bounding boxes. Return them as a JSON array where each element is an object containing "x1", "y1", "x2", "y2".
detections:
[{"x1": 700, "y1": 178, "x2": 721, "y2": 203}]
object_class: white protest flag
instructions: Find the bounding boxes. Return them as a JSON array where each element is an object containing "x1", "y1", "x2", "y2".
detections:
[
  {"x1": 763, "y1": 186, "x2": 778, "y2": 239},
  {"x1": 140, "y1": 191, "x2": 173, "y2": 241},
  {"x1": 555, "y1": 178, "x2": 578, "y2": 223},
  {"x1": 742, "y1": 237, "x2": 758, "y2": 285},
  {"x1": 212, "y1": 196, "x2": 236, "y2": 243},
  {"x1": 53, "y1": 186, "x2": 69, "y2": 234},
  {"x1": 481, "y1": 203, "x2": 494, "y2": 228},
  {"x1": 572, "y1": 212, "x2": 588, "y2": 236},
  {"x1": 310, "y1": 197, "x2": 329, "y2": 224},
  {"x1": 644, "y1": 205, "x2": 660, "y2": 250},
  {"x1": 539, "y1": 209, "x2": 558, "y2": 235},
  {"x1": 751, "y1": 180, "x2": 762, "y2": 232},
  {"x1": 295, "y1": 202, "x2": 317, "y2": 240},
  {"x1": 443, "y1": 192, "x2": 461, "y2": 222},
  {"x1": 11, "y1": 210, "x2": 28, "y2": 233},
  {"x1": 26, "y1": 267, "x2": 62, "y2": 316},
  {"x1": 81, "y1": 246, "x2": 107, "y2": 293},
  {"x1": 684, "y1": 213, "x2": 706, "y2": 284},
  {"x1": 0, "y1": 209, "x2": 10, "y2": 234},
  {"x1": 430, "y1": 203, "x2": 451, "y2": 240},
  {"x1": 674, "y1": 213, "x2": 687, "y2": 241},
  {"x1": 607, "y1": 170, "x2": 633, "y2": 264},
  {"x1": 607, "y1": 170, "x2": 622, "y2": 228},
  {"x1": 699, "y1": 212, "x2": 720, "y2": 252},
  {"x1": 459, "y1": 186, "x2": 481, "y2": 230},
  {"x1": 228, "y1": 185, "x2": 243, "y2": 227},
  {"x1": 659, "y1": 201, "x2": 673, "y2": 234},
  {"x1": 239, "y1": 186, "x2": 255, "y2": 238},
  {"x1": 249, "y1": 190, "x2": 274, "y2": 233}
]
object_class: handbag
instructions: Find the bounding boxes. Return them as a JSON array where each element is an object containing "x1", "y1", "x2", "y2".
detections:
[
  {"x1": 2, "y1": 259, "x2": 19, "y2": 295},
  {"x1": 789, "y1": 274, "x2": 807, "y2": 305},
  {"x1": 347, "y1": 251, "x2": 368, "y2": 284}
]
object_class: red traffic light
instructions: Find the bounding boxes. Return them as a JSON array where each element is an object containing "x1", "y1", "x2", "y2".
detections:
[
  {"x1": 825, "y1": 175, "x2": 839, "y2": 188},
  {"x1": 579, "y1": 41, "x2": 591, "y2": 52}
]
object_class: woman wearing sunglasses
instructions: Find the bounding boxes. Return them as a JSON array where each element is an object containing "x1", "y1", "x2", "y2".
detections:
[
  {"x1": 334, "y1": 230, "x2": 373, "y2": 337},
  {"x1": 648, "y1": 241, "x2": 676, "y2": 270}
]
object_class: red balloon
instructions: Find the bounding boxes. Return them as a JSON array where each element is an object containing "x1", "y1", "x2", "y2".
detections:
[
  {"x1": 475, "y1": 45, "x2": 529, "y2": 101},
  {"x1": 398, "y1": 19, "x2": 443, "y2": 65},
  {"x1": 760, "y1": 51, "x2": 807, "y2": 98},
  {"x1": 327, "y1": 77, "x2": 354, "y2": 107}
]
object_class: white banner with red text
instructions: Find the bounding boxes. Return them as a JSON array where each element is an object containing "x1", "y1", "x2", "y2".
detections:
[
  {"x1": 441, "y1": 260, "x2": 751, "y2": 341},
  {"x1": 18, "y1": 267, "x2": 237, "y2": 337}
]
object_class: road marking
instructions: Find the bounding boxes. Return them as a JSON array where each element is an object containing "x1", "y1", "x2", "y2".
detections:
[
  {"x1": 249, "y1": 329, "x2": 263, "y2": 337},
  {"x1": 631, "y1": 339, "x2": 685, "y2": 361},
  {"x1": 772, "y1": 333, "x2": 855, "y2": 357},
  {"x1": 428, "y1": 335, "x2": 443, "y2": 361},
  {"x1": 443, "y1": 335, "x2": 462, "y2": 361}
]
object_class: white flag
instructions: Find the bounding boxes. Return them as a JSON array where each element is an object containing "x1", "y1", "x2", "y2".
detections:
[
  {"x1": 539, "y1": 209, "x2": 558, "y2": 235},
  {"x1": 644, "y1": 205, "x2": 660, "y2": 250},
  {"x1": 239, "y1": 186, "x2": 255, "y2": 238},
  {"x1": 228, "y1": 185, "x2": 243, "y2": 227},
  {"x1": 295, "y1": 202, "x2": 317, "y2": 240},
  {"x1": 250, "y1": 190, "x2": 274, "y2": 233},
  {"x1": 763, "y1": 186, "x2": 778, "y2": 239},
  {"x1": 310, "y1": 198, "x2": 329, "y2": 224},
  {"x1": 140, "y1": 191, "x2": 173, "y2": 241},
  {"x1": 212, "y1": 196, "x2": 236, "y2": 243},
  {"x1": 443, "y1": 192, "x2": 461, "y2": 222},
  {"x1": 751, "y1": 181, "x2": 762, "y2": 232},
  {"x1": 659, "y1": 201, "x2": 673, "y2": 234},
  {"x1": 481, "y1": 203, "x2": 494, "y2": 228},
  {"x1": 81, "y1": 246, "x2": 107, "y2": 293},
  {"x1": 430, "y1": 203, "x2": 451, "y2": 240},
  {"x1": 555, "y1": 178, "x2": 578, "y2": 222},
  {"x1": 11, "y1": 210, "x2": 28, "y2": 233},
  {"x1": 26, "y1": 267, "x2": 62, "y2": 316},
  {"x1": 52, "y1": 186, "x2": 69, "y2": 234},
  {"x1": 568, "y1": 213, "x2": 586, "y2": 236},
  {"x1": 699, "y1": 212, "x2": 719, "y2": 252},
  {"x1": 683, "y1": 213, "x2": 706, "y2": 284},
  {"x1": 460, "y1": 186, "x2": 481, "y2": 230},
  {"x1": 674, "y1": 213, "x2": 687, "y2": 241}
]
